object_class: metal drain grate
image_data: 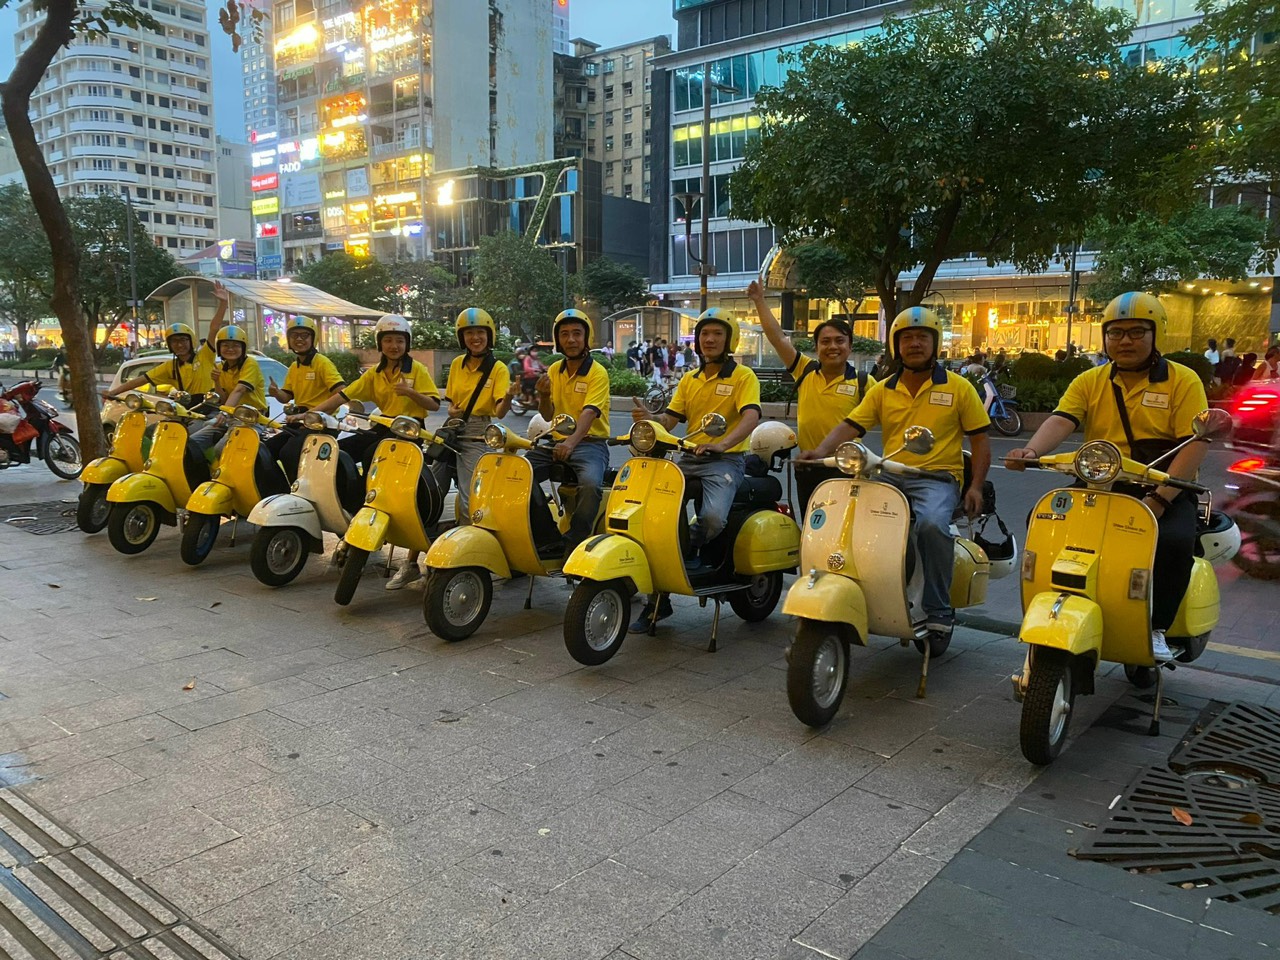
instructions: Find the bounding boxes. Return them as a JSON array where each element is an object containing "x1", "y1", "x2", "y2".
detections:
[
  {"x1": 1074, "y1": 701, "x2": 1280, "y2": 915},
  {"x1": 3, "y1": 501, "x2": 79, "y2": 536},
  {"x1": 0, "y1": 790, "x2": 245, "y2": 959}
]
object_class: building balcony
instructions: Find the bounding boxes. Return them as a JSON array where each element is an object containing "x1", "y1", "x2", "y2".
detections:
[{"x1": 70, "y1": 168, "x2": 139, "y2": 185}]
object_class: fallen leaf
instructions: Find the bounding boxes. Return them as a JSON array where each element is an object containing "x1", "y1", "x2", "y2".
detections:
[
  {"x1": 537, "y1": 828, "x2": 551, "y2": 836},
  {"x1": 47, "y1": 583, "x2": 60, "y2": 589},
  {"x1": 1239, "y1": 812, "x2": 1264, "y2": 825},
  {"x1": 210, "y1": 601, "x2": 221, "y2": 608},
  {"x1": 1171, "y1": 807, "x2": 1194, "y2": 826},
  {"x1": 135, "y1": 596, "x2": 158, "y2": 602},
  {"x1": 182, "y1": 680, "x2": 196, "y2": 691},
  {"x1": 1180, "y1": 882, "x2": 1195, "y2": 889}
]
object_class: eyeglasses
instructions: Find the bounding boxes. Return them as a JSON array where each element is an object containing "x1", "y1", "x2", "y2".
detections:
[{"x1": 1104, "y1": 327, "x2": 1152, "y2": 342}]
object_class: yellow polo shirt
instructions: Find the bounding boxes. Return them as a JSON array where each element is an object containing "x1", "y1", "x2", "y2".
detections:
[
  {"x1": 845, "y1": 364, "x2": 989, "y2": 483},
  {"x1": 342, "y1": 359, "x2": 440, "y2": 419},
  {"x1": 666, "y1": 358, "x2": 762, "y2": 454},
  {"x1": 787, "y1": 353, "x2": 867, "y2": 451},
  {"x1": 214, "y1": 353, "x2": 267, "y2": 413},
  {"x1": 547, "y1": 354, "x2": 611, "y2": 439},
  {"x1": 445, "y1": 354, "x2": 510, "y2": 418},
  {"x1": 282, "y1": 352, "x2": 344, "y2": 409},
  {"x1": 143, "y1": 342, "x2": 217, "y2": 396},
  {"x1": 1053, "y1": 359, "x2": 1207, "y2": 454}
]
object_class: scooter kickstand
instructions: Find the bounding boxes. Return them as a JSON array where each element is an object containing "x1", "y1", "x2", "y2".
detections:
[
  {"x1": 647, "y1": 593, "x2": 663, "y2": 637},
  {"x1": 1148, "y1": 664, "x2": 1166, "y2": 737},
  {"x1": 917, "y1": 640, "x2": 931, "y2": 699},
  {"x1": 708, "y1": 598, "x2": 721, "y2": 653},
  {"x1": 524, "y1": 575, "x2": 535, "y2": 610},
  {"x1": 229, "y1": 516, "x2": 239, "y2": 548}
]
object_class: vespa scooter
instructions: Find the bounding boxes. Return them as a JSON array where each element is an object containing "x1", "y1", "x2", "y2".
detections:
[
  {"x1": 561, "y1": 415, "x2": 800, "y2": 666},
  {"x1": 783, "y1": 427, "x2": 997, "y2": 726},
  {"x1": 1009, "y1": 409, "x2": 1235, "y2": 764},
  {"x1": 78, "y1": 392, "x2": 154, "y2": 532}
]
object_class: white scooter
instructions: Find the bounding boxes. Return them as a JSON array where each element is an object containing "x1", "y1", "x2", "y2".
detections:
[{"x1": 247, "y1": 410, "x2": 365, "y2": 586}]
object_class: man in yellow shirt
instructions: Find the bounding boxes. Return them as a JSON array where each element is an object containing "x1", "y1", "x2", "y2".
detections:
[
  {"x1": 265, "y1": 316, "x2": 345, "y2": 481},
  {"x1": 802, "y1": 307, "x2": 991, "y2": 642},
  {"x1": 1007, "y1": 292, "x2": 1209, "y2": 661},
  {"x1": 628, "y1": 308, "x2": 762, "y2": 630},
  {"x1": 747, "y1": 279, "x2": 868, "y2": 517},
  {"x1": 528, "y1": 309, "x2": 611, "y2": 556},
  {"x1": 188, "y1": 324, "x2": 268, "y2": 455}
]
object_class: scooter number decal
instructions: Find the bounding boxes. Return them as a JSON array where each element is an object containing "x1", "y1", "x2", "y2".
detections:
[
  {"x1": 618, "y1": 465, "x2": 630, "y2": 484},
  {"x1": 1050, "y1": 493, "x2": 1073, "y2": 515},
  {"x1": 810, "y1": 509, "x2": 826, "y2": 530}
]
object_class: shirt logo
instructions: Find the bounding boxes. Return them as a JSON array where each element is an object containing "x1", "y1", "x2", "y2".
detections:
[
  {"x1": 574, "y1": 382, "x2": 588, "y2": 394},
  {"x1": 715, "y1": 383, "x2": 733, "y2": 396},
  {"x1": 928, "y1": 392, "x2": 954, "y2": 407},
  {"x1": 836, "y1": 383, "x2": 858, "y2": 397},
  {"x1": 1141, "y1": 391, "x2": 1170, "y2": 409}
]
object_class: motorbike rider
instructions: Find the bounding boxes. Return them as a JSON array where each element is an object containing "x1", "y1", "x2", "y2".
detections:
[
  {"x1": 265, "y1": 316, "x2": 345, "y2": 481},
  {"x1": 527, "y1": 309, "x2": 611, "y2": 556},
  {"x1": 187, "y1": 324, "x2": 268, "y2": 455},
  {"x1": 800, "y1": 306, "x2": 991, "y2": 644},
  {"x1": 627, "y1": 308, "x2": 763, "y2": 632},
  {"x1": 1007, "y1": 292, "x2": 1209, "y2": 661},
  {"x1": 747, "y1": 278, "x2": 868, "y2": 517}
]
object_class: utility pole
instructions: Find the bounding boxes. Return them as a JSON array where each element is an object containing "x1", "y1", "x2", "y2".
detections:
[
  {"x1": 699, "y1": 66, "x2": 711, "y2": 314},
  {"x1": 123, "y1": 187, "x2": 139, "y2": 353}
]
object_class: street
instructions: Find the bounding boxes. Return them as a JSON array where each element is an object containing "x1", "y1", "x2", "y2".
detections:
[{"x1": 0, "y1": 403, "x2": 1277, "y2": 960}]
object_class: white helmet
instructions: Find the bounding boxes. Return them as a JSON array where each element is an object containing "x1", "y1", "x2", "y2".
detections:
[
  {"x1": 749, "y1": 421, "x2": 797, "y2": 462},
  {"x1": 974, "y1": 514, "x2": 1018, "y2": 580},
  {"x1": 527, "y1": 413, "x2": 552, "y2": 440},
  {"x1": 1198, "y1": 511, "x2": 1241, "y2": 564},
  {"x1": 374, "y1": 314, "x2": 412, "y2": 346}
]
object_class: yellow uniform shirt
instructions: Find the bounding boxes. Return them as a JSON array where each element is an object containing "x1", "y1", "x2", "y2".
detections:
[
  {"x1": 143, "y1": 342, "x2": 217, "y2": 396},
  {"x1": 787, "y1": 353, "x2": 867, "y2": 451},
  {"x1": 343, "y1": 359, "x2": 440, "y2": 419},
  {"x1": 282, "y1": 352, "x2": 344, "y2": 410},
  {"x1": 547, "y1": 354, "x2": 611, "y2": 439},
  {"x1": 1053, "y1": 359, "x2": 1207, "y2": 457},
  {"x1": 846, "y1": 364, "x2": 989, "y2": 484},
  {"x1": 444, "y1": 354, "x2": 511, "y2": 418},
  {"x1": 666, "y1": 358, "x2": 762, "y2": 454},
  {"x1": 214, "y1": 353, "x2": 267, "y2": 413}
]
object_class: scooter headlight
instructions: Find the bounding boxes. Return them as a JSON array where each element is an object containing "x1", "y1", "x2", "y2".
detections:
[
  {"x1": 233, "y1": 404, "x2": 260, "y2": 424},
  {"x1": 389, "y1": 416, "x2": 422, "y2": 440},
  {"x1": 1074, "y1": 440, "x2": 1122, "y2": 485},
  {"x1": 123, "y1": 393, "x2": 145, "y2": 410},
  {"x1": 484, "y1": 424, "x2": 507, "y2": 449},
  {"x1": 301, "y1": 411, "x2": 327, "y2": 429},
  {"x1": 630, "y1": 420, "x2": 658, "y2": 453},
  {"x1": 834, "y1": 441, "x2": 868, "y2": 476},
  {"x1": 152, "y1": 399, "x2": 175, "y2": 416}
]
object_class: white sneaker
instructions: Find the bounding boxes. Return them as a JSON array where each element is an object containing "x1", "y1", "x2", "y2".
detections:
[
  {"x1": 386, "y1": 561, "x2": 422, "y2": 591},
  {"x1": 1151, "y1": 629, "x2": 1174, "y2": 663}
]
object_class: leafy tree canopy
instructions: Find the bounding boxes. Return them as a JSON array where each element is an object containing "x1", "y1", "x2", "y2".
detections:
[
  {"x1": 471, "y1": 231, "x2": 564, "y2": 342},
  {"x1": 789, "y1": 241, "x2": 865, "y2": 314},
  {"x1": 385, "y1": 256, "x2": 457, "y2": 325},
  {"x1": 731, "y1": 0, "x2": 1198, "y2": 320},
  {"x1": 578, "y1": 257, "x2": 648, "y2": 316},
  {"x1": 295, "y1": 252, "x2": 393, "y2": 313}
]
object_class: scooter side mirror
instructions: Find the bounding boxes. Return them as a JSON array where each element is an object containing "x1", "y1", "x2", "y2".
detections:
[
  {"x1": 347, "y1": 399, "x2": 366, "y2": 415},
  {"x1": 902, "y1": 425, "x2": 935, "y2": 455},
  {"x1": 442, "y1": 416, "x2": 466, "y2": 432},
  {"x1": 1192, "y1": 408, "x2": 1232, "y2": 441},
  {"x1": 697, "y1": 412, "x2": 728, "y2": 438},
  {"x1": 550, "y1": 413, "x2": 577, "y2": 436}
]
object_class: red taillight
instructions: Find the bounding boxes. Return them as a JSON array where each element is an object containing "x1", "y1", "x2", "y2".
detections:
[
  {"x1": 776, "y1": 503, "x2": 794, "y2": 517},
  {"x1": 1229, "y1": 457, "x2": 1269, "y2": 474},
  {"x1": 1233, "y1": 390, "x2": 1280, "y2": 417}
]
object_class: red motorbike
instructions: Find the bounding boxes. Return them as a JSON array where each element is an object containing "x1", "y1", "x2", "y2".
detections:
[{"x1": 0, "y1": 380, "x2": 83, "y2": 479}]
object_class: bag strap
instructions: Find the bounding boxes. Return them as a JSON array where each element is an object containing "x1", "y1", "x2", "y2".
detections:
[
  {"x1": 1109, "y1": 379, "x2": 1139, "y2": 452},
  {"x1": 460, "y1": 354, "x2": 496, "y2": 422}
]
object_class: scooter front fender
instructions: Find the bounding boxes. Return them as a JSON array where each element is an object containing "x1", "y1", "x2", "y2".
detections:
[
  {"x1": 563, "y1": 534, "x2": 652, "y2": 595},
  {"x1": 427, "y1": 525, "x2": 511, "y2": 580},
  {"x1": 1020, "y1": 593, "x2": 1104, "y2": 658},
  {"x1": 782, "y1": 574, "x2": 868, "y2": 645},
  {"x1": 107, "y1": 472, "x2": 178, "y2": 514},
  {"x1": 186, "y1": 480, "x2": 234, "y2": 517},
  {"x1": 81, "y1": 456, "x2": 129, "y2": 486},
  {"x1": 345, "y1": 506, "x2": 390, "y2": 552},
  {"x1": 249, "y1": 493, "x2": 323, "y2": 541}
]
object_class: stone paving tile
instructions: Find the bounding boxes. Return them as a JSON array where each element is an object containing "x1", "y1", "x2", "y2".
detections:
[
  {"x1": 16, "y1": 756, "x2": 143, "y2": 810},
  {"x1": 458, "y1": 827, "x2": 606, "y2": 899},
  {"x1": 0, "y1": 715, "x2": 70, "y2": 751},
  {"x1": 523, "y1": 794, "x2": 667, "y2": 858},
  {"x1": 732, "y1": 736, "x2": 885, "y2": 815},
  {"x1": 475, "y1": 742, "x2": 657, "y2": 821},
  {"x1": 602, "y1": 738, "x2": 772, "y2": 820},
  {"x1": 94, "y1": 807, "x2": 240, "y2": 875},
  {"x1": 820, "y1": 690, "x2": 945, "y2": 758},
  {"x1": 157, "y1": 676, "x2": 331, "y2": 730},
  {"x1": 855, "y1": 734, "x2": 1009, "y2": 812}
]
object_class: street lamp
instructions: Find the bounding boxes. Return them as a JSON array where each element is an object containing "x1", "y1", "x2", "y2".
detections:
[
  {"x1": 122, "y1": 186, "x2": 140, "y2": 353},
  {"x1": 674, "y1": 190, "x2": 705, "y2": 303}
]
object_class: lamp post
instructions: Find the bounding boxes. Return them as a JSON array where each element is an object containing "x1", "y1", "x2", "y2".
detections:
[
  {"x1": 674, "y1": 189, "x2": 705, "y2": 311},
  {"x1": 1065, "y1": 241, "x2": 1080, "y2": 354},
  {"x1": 123, "y1": 186, "x2": 139, "y2": 353}
]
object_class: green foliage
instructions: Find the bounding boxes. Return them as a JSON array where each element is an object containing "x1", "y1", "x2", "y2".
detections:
[
  {"x1": 0, "y1": 184, "x2": 50, "y2": 360},
  {"x1": 731, "y1": 0, "x2": 1196, "y2": 320},
  {"x1": 1011, "y1": 378, "x2": 1070, "y2": 413},
  {"x1": 386, "y1": 257, "x2": 458, "y2": 324},
  {"x1": 760, "y1": 380, "x2": 795, "y2": 403},
  {"x1": 1011, "y1": 352, "x2": 1091, "y2": 382},
  {"x1": 851, "y1": 334, "x2": 884, "y2": 356},
  {"x1": 1163, "y1": 350, "x2": 1215, "y2": 386},
  {"x1": 607, "y1": 368, "x2": 651, "y2": 397},
  {"x1": 791, "y1": 242, "x2": 864, "y2": 312},
  {"x1": 579, "y1": 257, "x2": 648, "y2": 316},
  {"x1": 326, "y1": 350, "x2": 365, "y2": 383},
  {"x1": 295, "y1": 253, "x2": 393, "y2": 312},
  {"x1": 471, "y1": 231, "x2": 564, "y2": 343},
  {"x1": 1089, "y1": 204, "x2": 1267, "y2": 303}
]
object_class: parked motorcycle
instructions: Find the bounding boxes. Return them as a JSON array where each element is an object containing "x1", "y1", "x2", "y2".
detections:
[
  {"x1": 0, "y1": 379, "x2": 82, "y2": 479},
  {"x1": 1222, "y1": 451, "x2": 1280, "y2": 580},
  {"x1": 979, "y1": 370, "x2": 1022, "y2": 437},
  {"x1": 77, "y1": 391, "x2": 153, "y2": 532}
]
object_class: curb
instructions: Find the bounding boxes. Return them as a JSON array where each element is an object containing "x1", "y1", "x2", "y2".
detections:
[{"x1": 957, "y1": 610, "x2": 1020, "y2": 636}]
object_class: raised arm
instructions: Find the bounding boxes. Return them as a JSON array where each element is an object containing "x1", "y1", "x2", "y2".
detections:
[{"x1": 747, "y1": 280, "x2": 798, "y2": 371}]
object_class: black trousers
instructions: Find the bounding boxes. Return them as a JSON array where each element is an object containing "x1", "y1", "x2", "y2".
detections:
[
  {"x1": 338, "y1": 425, "x2": 392, "y2": 475},
  {"x1": 794, "y1": 464, "x2": 845, "y2": 522},
  {"x1": 1148, "y1": 490, "x2": 1198, "y2": 631}
]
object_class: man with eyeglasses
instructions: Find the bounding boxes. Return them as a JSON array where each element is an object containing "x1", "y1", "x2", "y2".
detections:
[{"x1": 1007, "y1": 292, "x2": 1209, "y2": 662}]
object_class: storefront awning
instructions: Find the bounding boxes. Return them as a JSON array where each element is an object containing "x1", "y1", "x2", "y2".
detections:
[{"x1": 146, "y1": 277, "x2": 385, "y2": 321}]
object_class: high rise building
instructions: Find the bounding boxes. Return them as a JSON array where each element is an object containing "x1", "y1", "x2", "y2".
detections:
[
  {"x1": 15, "y1": 0, "x2": 220, "y2": 258},
  {"x1": 259, "y1": 0, "x2": 553, "y2": 272},
  {"x1": 552, "y1": 0, "x2": 570, "y2": 55},
  {"x1": 241, "y1": 15, "x2": 278, "y2": 141},
  {"x1": 575, "y1": 35, "x2": 670, "y2": 202}
]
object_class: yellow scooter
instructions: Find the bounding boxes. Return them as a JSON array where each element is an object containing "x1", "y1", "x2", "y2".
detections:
[
  {"x1": 783, "y1": 428, "x2": 995, "y2": 726},
  {"x1": 424, "y1": 414, "x2": 604, "y2": 640},
  {"x1": 1010, "y1": 409, "x2": 1233, "y2": 764},
  {"x1": 180, "y1": 404, "x2": 291, "y2": 566},
  {"x1": 333, "y1": 414, "x2": 455, "y2": 606},
  {"x1": 78, "y1": 392, "x2": 153, "y2": 533},
  {"x1": 561, "y1": 415, "x2": 801, "y2": 665},
  {"x1": 105, "y1": 395, "x2": 216, "y2": 555}
]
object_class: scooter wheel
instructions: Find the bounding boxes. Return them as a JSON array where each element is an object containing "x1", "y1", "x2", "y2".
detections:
[
  {"x1": 77, "y1": 483, "x2": 110, "y2": 533},
  {"x1": 992, "y1": 408, "x2": 1023, "y2": 437},
  {"x1": 1020, "y1": 648, "x2": 1075, "y2": 765},
  {"x1": 1124, "y1": 664, "x2": 1157, "y2": 689},
  {"x1": 1231, "y1": 513, "x2": 1280, "y2": 581},
  {"x1": 41, "y1": 432, "x2": 82, "y2": 480},
  {"x1": 564, "y1": 578, "x2": 630, "y2": 665},
  {"x1": 424, "y1": 566, "x2": 493, "y2": 641},
  {"x1": 107, "y1": 501, "x2": 161, "y2": 555},
  {"x1": 912, "y1": 632, "x2": 952, "y2": 658},
  {"x1": 180, "y1": 513, "x2": 220, "y2": 566},
  {"x1": 251, "y1": 526, "x2": 312, "y2": 587},
  {"x1": 334, "y1": 546, "x2": 369, "y2": 606},
  {"x1": 728, "y1": 571, "x2": 783, "y2": 622},
  {"x1": 786, "y1": 620, "x2": 852, "y2": 727}
]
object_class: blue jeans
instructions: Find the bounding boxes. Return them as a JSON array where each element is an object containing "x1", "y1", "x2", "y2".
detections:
[
  {"x1": 434, "y1": 418, "x2": 490, "y2": 521},
  {"x1": 679, "y1": 452, "x2": 745, "y2": 548},
  {"x1": 882, "y1": 472, "x2": 960, "y2": 623},
  {"x1": 526, "y1": 439, "x2": 609, "y2": 551}
]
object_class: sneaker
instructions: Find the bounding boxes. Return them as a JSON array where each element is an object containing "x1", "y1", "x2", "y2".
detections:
[
  {"x1": 924, "y1": 616, "x2": 954, "y2": 637},
  {"x1": 385, "y1": 561, "x2": 423, "y2": 591},
  {"x1": 1150, "y1": 629, "x2": 1174, "y2": 663},
  {"x1": 629, "y1": 595, "x2": 674, "y2": 633}
]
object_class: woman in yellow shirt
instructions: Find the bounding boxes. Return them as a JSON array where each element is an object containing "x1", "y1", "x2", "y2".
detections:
[{"x1": 265, "y1": 316, "x2": 346, "y2": 481}]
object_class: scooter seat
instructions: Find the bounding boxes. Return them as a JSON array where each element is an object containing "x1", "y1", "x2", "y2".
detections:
[
  {"x1": 183, "y1": 443, "x2": 211, "y2": 489},
  {"x1": 549, "y1": 463, "x2": 579, "y2": 486},
  {"x1": 335, "y1": 451, "x2": 364, "y2": 515},
  {"x1": 254, "y1": 446, "x2": 291, "y2": 498},
  {"x1": 416, "y1": 471, "x2": 444, "y2": 528},
  {"x1": 603, "y1": 468, "x2": 619, "y2": 486},
  {"x1": 733, "y1": 475, "x2": 783, "y2": 506}
]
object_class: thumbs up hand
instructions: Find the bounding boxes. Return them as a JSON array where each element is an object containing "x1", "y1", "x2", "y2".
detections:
[{"x1": 631, "y1": 395, "x2": 649, "y2": 422}]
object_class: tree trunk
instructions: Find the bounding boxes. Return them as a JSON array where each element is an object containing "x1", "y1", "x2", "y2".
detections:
[{"x1": 1, "y1": 0, "x2": 107, "y2": 460}]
